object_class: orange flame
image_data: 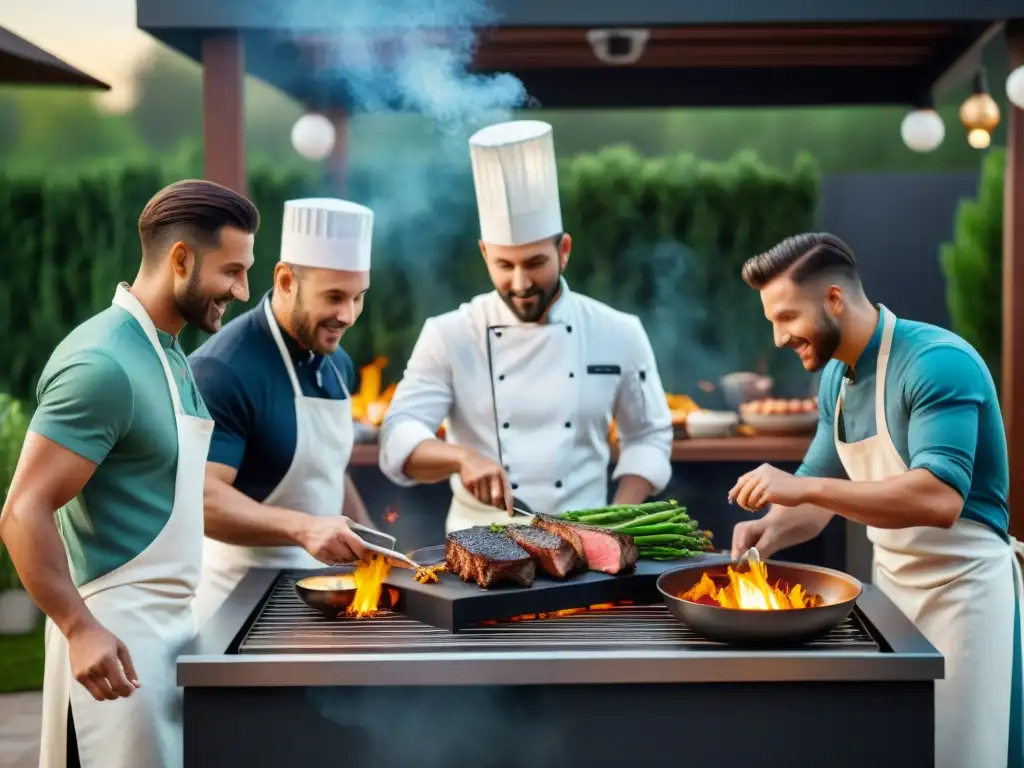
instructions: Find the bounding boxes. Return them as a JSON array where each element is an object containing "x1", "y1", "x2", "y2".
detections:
[
  {"x1": 680, "y1": 561, "x2": 824, "y2": 610},
  {"x1": 345, "y1": 553, "x2": 392, "y2": 618}
]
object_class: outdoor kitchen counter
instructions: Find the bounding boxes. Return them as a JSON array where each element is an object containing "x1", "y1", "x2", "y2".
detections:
[{"x1": 178, "y1": 568, "x2": 942, "y2": 768}]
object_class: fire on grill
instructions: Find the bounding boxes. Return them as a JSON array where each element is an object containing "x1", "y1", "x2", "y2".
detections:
[
  {"x1": 679, "y1": 559, "x2": 824, "y2": 610},
  {"x1": 476, "y1": 600, "x2": 632, "y2": 625}
]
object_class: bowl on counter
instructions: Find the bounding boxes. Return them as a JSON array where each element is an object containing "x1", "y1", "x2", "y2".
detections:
[
  {"x1": 685, "y1": 410, "x2": 740, "y2": 439},
  {"x1": 720, "y1": 372, "x2": 773, "y2": 410},
  {"x1": 739, "y1": 397, "x2": 818, "y2": 435}
]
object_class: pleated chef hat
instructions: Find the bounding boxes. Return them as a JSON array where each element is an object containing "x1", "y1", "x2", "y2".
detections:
[
  {"x1": 279, "y1": 198, "x2": 374, "y2": 272},
  {"x1": 469, "y1": 120, "x2": 562, "y2": 247}
]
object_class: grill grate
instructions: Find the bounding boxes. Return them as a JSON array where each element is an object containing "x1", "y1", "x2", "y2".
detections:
[{"x1": 237, "y1": 574, "x2": 880, "y2": 655}]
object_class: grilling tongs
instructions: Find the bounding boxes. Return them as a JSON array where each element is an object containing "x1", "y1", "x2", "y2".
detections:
[{"x1": 347, "y1": 522, "x2": 423, "y2": 570}]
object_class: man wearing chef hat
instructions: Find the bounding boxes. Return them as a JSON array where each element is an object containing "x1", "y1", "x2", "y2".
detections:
[
  {"x1": 378, "y1": 120, "x2": 673, "y2": 532},
  {"x1": 188, "y1": 198, "x2": 377, "y2": 626}
]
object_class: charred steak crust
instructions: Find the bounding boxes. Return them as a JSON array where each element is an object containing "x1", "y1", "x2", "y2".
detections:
[
  {"x1": 445, "y1": 527, "x2": 536, "y2": 589},
  {"x1": 505, "y1": 524, "x2": 579, "y2": 579},
  {"x1": 531, "y1": 515, "x2": 639, "y2": 575}
]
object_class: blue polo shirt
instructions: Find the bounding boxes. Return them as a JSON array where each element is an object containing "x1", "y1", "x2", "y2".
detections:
[
  {"x1": 188, "y1": 292, "x2": 356, "y2": 502},
  {"x1": 797, "y1": 305, "x2": 1009, "y2": 540}
]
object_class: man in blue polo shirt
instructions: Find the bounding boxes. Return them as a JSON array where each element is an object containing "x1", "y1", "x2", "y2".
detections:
[
  {"x1": 728, "y1": 232, "x2": 1023, "y2": 768},
  {"x1": 188, "y1": 198, "x2": 376, "y2": 626}
]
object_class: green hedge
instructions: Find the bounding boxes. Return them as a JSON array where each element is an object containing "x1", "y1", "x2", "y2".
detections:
[
  {"x1": 0, "y1": 148, "x2": 819, "y2": 403},
  {"x1": 940, "y1": 148, "x2": 1004, "y2": 387},
  {"x1": 0, "y1": 395, "x2": 30, "y2": 590}
]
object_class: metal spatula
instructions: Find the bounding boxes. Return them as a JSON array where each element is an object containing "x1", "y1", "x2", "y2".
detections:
[{"x1": 735, "y1": 546, "x2": 762, "y2": 572}]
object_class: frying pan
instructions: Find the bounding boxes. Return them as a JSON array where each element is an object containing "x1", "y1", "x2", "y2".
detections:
[
  {"x1": 294, "y1": 570, "x2": 400, "y2": 618},
  {"x1": 656, "y1": 559, "x2": 863, "y2": 647}
]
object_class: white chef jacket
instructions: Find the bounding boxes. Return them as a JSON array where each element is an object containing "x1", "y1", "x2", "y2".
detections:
[{"x1": 378, "y1": 279, "x2": 673, "y2": 517}]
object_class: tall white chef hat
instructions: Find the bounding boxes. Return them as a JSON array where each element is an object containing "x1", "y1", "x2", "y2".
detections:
[
  {"x1": 469, "y1": 120, "x2": 562, "y2": 247},
  {"x1": 279, "y1": 197, "x2": 374, "y2": 272}
]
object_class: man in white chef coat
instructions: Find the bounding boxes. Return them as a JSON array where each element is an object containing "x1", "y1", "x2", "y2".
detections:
[
  {"x1": 188, "y1": 198, "x2": 377, "y2": 627},
  {"x1": 378, "y1": 120, "x2": 673, "y2": 532}
]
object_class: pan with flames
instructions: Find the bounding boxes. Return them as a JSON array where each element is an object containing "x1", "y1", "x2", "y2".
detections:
[
  {"x1": 656, "y1": 558, "x2": 862, "y2": 646},
  {"x1": 295, "y1": 554, "x2": 401, "y2": 619}
]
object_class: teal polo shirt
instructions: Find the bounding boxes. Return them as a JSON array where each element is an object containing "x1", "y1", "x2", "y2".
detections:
[
  {"x1": 28, "y1": 304, "x2": 209, "y2": 587},
  {"x1": 797, "y1": 305, "x2": 1009, "y2": 539}
]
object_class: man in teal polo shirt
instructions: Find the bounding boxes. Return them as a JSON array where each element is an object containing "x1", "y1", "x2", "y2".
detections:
[
  {"x1": 728, "y1": 232, "x2": 1022, "y2": 768},
  {"x1": 0, "y1": 179, "x2": 259, "y2": 768}
]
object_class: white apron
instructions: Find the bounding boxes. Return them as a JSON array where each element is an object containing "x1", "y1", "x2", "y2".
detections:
[
  {"x1": 38, "y1": 284, "x2": 214, "y2": 768},
  {"x1": 192, "y1": 298, "x2": 354, "y2": 627},
  {"x1": 445, "y1": 298, "x2": 583, "y2": 534},
  {"x1": 833, "y1": 306, "x2": 1024, "y2": 768}
]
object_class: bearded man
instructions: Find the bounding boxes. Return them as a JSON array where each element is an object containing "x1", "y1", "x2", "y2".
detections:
[
  {"x1": 188, "y1": 198, "x2": 379, "y2": 628},
  {"x1": 378, "y1": 120, "x2": 673, "y2": 533},
  {"x1": 728, "y1": 232, "x2": 1023, "y2": 768},
  {"x1": 1, "y1": 179, "x2": 258, "y2": 768}
]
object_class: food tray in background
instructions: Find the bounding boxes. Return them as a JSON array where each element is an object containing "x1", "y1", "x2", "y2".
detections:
[{"x1": 739, "y1": 397, "x2": 818, "y2": 435}]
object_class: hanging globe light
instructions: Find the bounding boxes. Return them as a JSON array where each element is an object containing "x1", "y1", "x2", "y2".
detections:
[
  {"x1": 959, "y1": 70, "x2": 1000, "y2": 150},
  {"x1": 901, "y1": 107, "x2": 945, "y2": 152},
  {"x1": 291, "y1": 113, "x2": 336, "y2": 160},
  {"x1": 1007, "y1": 65, "x2": 1024, "y2": 111}
]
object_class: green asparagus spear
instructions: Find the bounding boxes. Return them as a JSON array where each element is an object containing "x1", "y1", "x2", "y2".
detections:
[
  {"x1": 606, "y1": 510, "x2": 679, "y2": 530},
  {"x1": 633, "y1": 534, "x2": 706, "y2": 546},
  {"x1": 617, "y1": 521, "x2": 699, "y2": 537},
  {"x1": 566, "y1": 500, "x2": 680, "y2": 524}
]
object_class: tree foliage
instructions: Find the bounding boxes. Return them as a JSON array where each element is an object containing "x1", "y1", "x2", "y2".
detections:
[{"x1": 939, "y1": 148, "x2": 1004, "y2": 385}]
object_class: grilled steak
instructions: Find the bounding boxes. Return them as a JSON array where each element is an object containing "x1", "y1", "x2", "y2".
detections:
[
  {"x1": 445, "y1": 527, "x2": 536, "y2": 589},
  {"x1": 505, "y1": 524, "x2": 579, "y2": 579},
  {"x1": 532, "y1": 515, "x2": 638, "y2": 575}
]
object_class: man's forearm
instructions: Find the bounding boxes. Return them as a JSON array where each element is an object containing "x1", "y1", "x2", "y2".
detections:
[
  {"x1": 401, "y1": 439, "x2": 467, "y2": 483},
  {"x1": 203, "y1": 476, "x2": 309, "y2": 546},
  {"x1": 342, "y1": 474, "x2": 374, "y2": 527},
  {"x1": 612, "y1": 475, "x2": 654, "y2": 505},
  {"x1": 803, "y1": 469, "x2": 962, "y2": 529},
  {"x1": 0, "y1": 502, "x2": 93, "y2": 637}
]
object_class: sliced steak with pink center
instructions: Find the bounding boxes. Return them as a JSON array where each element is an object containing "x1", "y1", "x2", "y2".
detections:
[
  {"x1": 532, "y1": 515, "x2": 638, "y2": 575},
  {"x1": 505, "y1": 524, "x2": 579, "y2": 578}
]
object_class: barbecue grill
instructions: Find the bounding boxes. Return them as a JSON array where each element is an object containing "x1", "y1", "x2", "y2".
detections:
[{"x1": 180, "y1": 568, "x2": 942, "y2": 768}]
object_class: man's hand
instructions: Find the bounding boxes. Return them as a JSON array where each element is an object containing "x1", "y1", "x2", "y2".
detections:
[
  {"x1": 297, "y1": 516, "x2": 370, "y2": 565},
  {"x1": 67, "y1": 616, "x2": 139, "y2": 702},
  {"x1": 731, "y1": 504, "x2": 836, "y2": 559},
  {"x1": 458, "y1": 450, "x2": 514, "y2": 516},
  {"x1": 728, "y1": 463, "x2": 811, "y2": 512}
]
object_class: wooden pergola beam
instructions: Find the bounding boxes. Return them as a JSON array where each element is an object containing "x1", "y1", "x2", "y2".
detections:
[
  {"x1": 201, "y1": 32, "x2": 247, "y2": 195},
  {"x1": 1003, "y1": 20, "x2": 1024, "y2": 541}
]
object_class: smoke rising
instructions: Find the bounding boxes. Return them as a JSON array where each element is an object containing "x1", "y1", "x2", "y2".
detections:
[
  {"x1": 263, "y1": 0, "x2": 529, "y2": 322},
  {"x1": 306, "y1": 685, "x2": 566, "y2": 767}
]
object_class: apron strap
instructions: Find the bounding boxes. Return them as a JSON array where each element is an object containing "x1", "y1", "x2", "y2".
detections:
[
  {"x1": 873, "y1": 306, "x2": 898, "y2": 443},
  {"x1": 263, "y1": 298, "x2": 304, "y2": 399},
  {"x1": 111, "y1": 284, "x2": 183, "y2": 415}
]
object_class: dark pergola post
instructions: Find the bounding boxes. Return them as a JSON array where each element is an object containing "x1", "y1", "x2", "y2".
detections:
[
  {"x1": 202, "y1": 32, "x2": 247, "y2": 195},
  {"x1": 1003, "y1": 20, "x2": 1024, "y2": 541}
]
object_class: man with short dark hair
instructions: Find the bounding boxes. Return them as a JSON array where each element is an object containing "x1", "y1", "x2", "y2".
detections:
[
  {"x1": 379, "y1": 120, "x2": 673, "y2": 532},
  {"x1": 728, "y1": 232, "x2": 1023, "y2": 768},
  {"x1": 188, "y1": 198, "x2": 375, "y2": 628},
  {"x1": 0, "y1": 179, "x2": 259, "y2": 768}
]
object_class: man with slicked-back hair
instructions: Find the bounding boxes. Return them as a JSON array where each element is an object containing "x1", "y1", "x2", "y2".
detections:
[
  {"x1": 729, "y1": 232, "x2": 1023, "y2": 768},
  {"x1": 0, "y1": 179, "x2": 259, "y2": 768}
]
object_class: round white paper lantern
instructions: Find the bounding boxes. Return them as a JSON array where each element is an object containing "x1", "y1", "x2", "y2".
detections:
[
  {"x1": 291, "y1": 113, "x2": 335, "y2": 160},
  {"x1": 1007, "y1": 66, "x2": 1024, "y2": 110},
  {"x1": 900, "y1": 109, "x2": 945, "y2": 152}
]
